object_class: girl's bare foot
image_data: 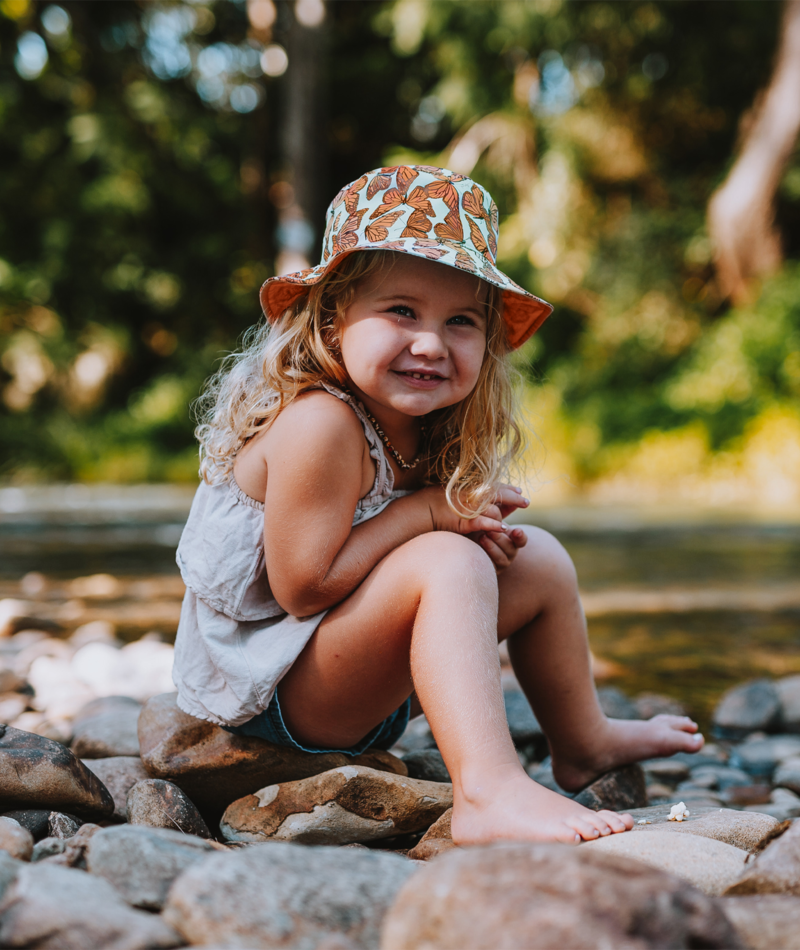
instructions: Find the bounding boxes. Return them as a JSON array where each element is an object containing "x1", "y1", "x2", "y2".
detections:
[
  {"x1": 450, "y1": 765, "x2": 634, "y2": 846},
  {"x1": 551, "y1": 714, "x2": 704, "y2": 794}
]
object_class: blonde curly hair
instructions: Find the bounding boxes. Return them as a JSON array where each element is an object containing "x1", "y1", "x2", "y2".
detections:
[{"x1": 195, "y1": 250, "x2": 524, "y2": 517}]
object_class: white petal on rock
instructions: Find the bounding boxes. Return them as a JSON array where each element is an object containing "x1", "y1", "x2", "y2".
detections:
[
  {"x1": 272, "y1": 801, "x2": 394, "y2": 845},
  {"x1": 668, "y1": 802, "x2": 690, "y2": 822}
]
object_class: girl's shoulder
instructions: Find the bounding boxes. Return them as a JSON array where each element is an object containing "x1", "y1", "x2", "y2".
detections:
[{"x1": 266, "y1": 387, "x2": 366, "y2": 455}]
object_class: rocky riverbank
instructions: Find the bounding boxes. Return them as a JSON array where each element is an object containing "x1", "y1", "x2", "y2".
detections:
[{"x1": 1, "y1": 592, "x2": 800, "y2": 947}]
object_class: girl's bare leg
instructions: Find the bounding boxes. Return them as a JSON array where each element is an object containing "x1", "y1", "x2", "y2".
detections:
[
  {"x1": 497, "y1": 526, "x2": 704, "y2": 792},
  {"x1": 278, "y1": 531, "x2": 630, "y2": 845}
]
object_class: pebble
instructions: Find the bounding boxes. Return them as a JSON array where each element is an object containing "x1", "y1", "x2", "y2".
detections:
[
  {"x1": 584, "y1": 829, "x2": 748, "y2": 896},
  {"x1": 220, "y1": 764, "x2": 453, "y2": 845},
  {"x1": 726, "y1": 814, "x2": 800, "y2": 895},
  {"x1": 641, "y1": 757, "x2": 691, "y2": 785},
  {"x1": 86, "y1": 825, "x2": 218, "y2": 910},
  {"x1": 127, "y1": 779, "x2": 212, "y2": 839},
  {"x1": 39, "y1": 822, "x2": 101, "y2": 868},
  {"x1": 0, "y1": 862, "x2": 181, "y2": 949},
  {"x1": 163, "y1": 841, "x2": 416, "y2": 949},
  {"x1": 746, "y1": 787, "x2": 800, "y2": 821},
  {"x1": 0, "y1": 817, "x2": 33, "y2": 861},
  {"x1": 31, "y1": 837, "x2": 66, "y2": 862},
  {"x1": 81, "y1": 756, "x2": 150, "y2": 821},
  {"x1": 713, "y1": 679, "x2": 782, "y2": 739},
  {"x1": 381, "y1": 841, "x2": 739, "y2": 949},
  {"x1": 0, "y1": 724, "x2": 114, "y2": 821},
  {"x1": 139, "y1": 692, "x2": 364, "y2": 813},
  {"x1": 401, "y1": 749, "x2": 450, "y2": 784},
  {"x1": 48, "y1": 811, "x2": 80, "y2": 838}
]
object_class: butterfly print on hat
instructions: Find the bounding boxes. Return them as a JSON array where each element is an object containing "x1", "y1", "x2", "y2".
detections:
[{"x1": 364, "y1": 209, "x2": 404, "y2": 242}]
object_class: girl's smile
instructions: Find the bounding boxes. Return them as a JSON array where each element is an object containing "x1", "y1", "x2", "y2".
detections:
[{"x1": 338, "y1": 254, "x2": 489, "y2": 434}]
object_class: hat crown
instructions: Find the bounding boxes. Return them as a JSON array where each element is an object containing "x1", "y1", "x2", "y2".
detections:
[{"x1": 320, "y1": 165, "x2": 500, "y2": 269}]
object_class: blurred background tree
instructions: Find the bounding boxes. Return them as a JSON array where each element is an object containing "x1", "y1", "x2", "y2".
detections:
[{"x1": 1, "y1": 0, "x2": 799, "y2": 506}]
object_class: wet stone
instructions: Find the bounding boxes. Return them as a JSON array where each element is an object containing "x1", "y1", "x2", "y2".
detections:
[
  {"x1": 0, "y1": 725, "x2": 114, "y2": 821},
  {"x1": 163, "y1": 841, "x2": 415, "y2": 950},
  {"x1": 127, "y1": 779, "x2": 212, "y2": 839},
  {"x1": 402, "y1": 749, "x2": 450, "y2": 784},
  {"x1": 86, "y1": 825, "x2": 218, "y2": 910},
  {"x1": 713, "y1": 680, "x2": 782, "y2": 740}
]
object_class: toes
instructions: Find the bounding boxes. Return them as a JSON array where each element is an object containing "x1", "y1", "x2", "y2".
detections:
[
  {"x1": 572, "y1": 817, "x2": 602, "y2": 841},
  {"x1": 598, "y1": 810, "x2": 632, "y2": 833}
]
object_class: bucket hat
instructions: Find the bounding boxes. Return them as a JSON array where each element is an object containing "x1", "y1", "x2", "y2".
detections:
[{"x1": 259, "y1": 164, "x2": 553, "y2": 349}]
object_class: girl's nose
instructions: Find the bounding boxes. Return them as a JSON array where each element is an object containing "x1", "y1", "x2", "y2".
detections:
[{"x1": 409, "y1": 330, "x2": 447, "y2": 360}]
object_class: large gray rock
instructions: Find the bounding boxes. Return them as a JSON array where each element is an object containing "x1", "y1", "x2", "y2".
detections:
[
  {"x1": 584, "y1": 829, "x2": 749, "y2": 896},
  {"x1": 713, "y1": 680, "x2": 782, "y2": 739},
  {"x1": 163, "y1": 841, "x2": 416, "y2": 949},
  {"x1": 82, "y1": 756, "x2": 149, "y2": 821},
  {"x1": 726, "y1": 815, "x2": 800, "y2": 895},
  {"x1": 630, "y1": 806, "x2": 777, "y2": 852},
  {"x1": 719, "y1": 894, "x2": 800, "y2": 950},
  {"x1": 0, "y1": 862, "x2": 181, "y2": 949},
  {"x1": 87, "y1": 825, "x2": 218, "y2": 910},
  {"x1": 0, "y1": 818, "x2": 33, "y2": 861},
  {"x1": 71, "y1": 699, "x2": 141, "y2": 758},
  {"x1": 127, "y1": 779, "x2": 211, "y2": 838},
  {"x1": 381, "y1": 842, "x2": 741, "y2": 950},
  {"x1": 0, "y1": 725, "x2": 114, "y2": 821}
]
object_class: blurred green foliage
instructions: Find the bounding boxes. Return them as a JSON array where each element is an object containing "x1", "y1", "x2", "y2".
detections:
[{"x1": 0, "y1": 0, "x2": 798, "y2": 488}]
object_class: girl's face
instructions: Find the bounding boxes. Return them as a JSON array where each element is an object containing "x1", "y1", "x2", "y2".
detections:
[{"x1": 338, "y1": 254, "x2": 489, "y2": 423}]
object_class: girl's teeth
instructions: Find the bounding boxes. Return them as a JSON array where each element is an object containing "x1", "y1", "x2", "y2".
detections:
[{"x1": 410, "y1": 373, "x2": 434, "y2": 379}]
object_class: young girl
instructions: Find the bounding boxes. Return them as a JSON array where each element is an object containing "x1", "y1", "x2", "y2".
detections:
[{"x1": 174, "y1": 165, "x2": 703, "y2": 845}]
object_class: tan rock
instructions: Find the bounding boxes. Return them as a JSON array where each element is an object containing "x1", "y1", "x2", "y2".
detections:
[
  {"x1": 0, "y1": 818, "x2": 33, "y2": 861},
  {"x1": 725, "y1": 817, "x2": 800, "y2": 895},
  {"x1": 0, "y1": 725, "x2": 114, "y2": 821},
  {"x1": 139, "y1": 693, "x2": 395, "y2": 813},
  {"x1": 632, "y1": 807, "x2": 778, "y2": 852},
  {"x1": 719, "y1": 895, "x2": 800, "y2": 949},
  {"x1": 220, "y1": 765, "x2": 453, "y2": 845},
  {"x1": 583, "y1": 829, "x2": 748, "y2": 896},
  {"x1": 380, "y1": 842, "x2": 741, "y2": 950},
  {"x1": 408, "y1": 807, "x2": 456, "y2": 861}
]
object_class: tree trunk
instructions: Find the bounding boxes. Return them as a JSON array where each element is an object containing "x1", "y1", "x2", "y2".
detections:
[
  {"x1": 707, "y1": 0, "x2": 800, "y2": 304},
  {"x1": 276, "y1": 0, "x2": 326, "y2": 275}
]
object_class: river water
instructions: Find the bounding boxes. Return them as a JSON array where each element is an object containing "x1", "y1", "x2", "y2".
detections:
[{"x1": 2, "y1": 485, "x2": 799, "y2": 728}]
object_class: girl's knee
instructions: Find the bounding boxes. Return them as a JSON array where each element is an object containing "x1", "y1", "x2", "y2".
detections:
[
  {"x1": 517, "y1": 526, "x2": 578, "y2": 589},
  {"x1": 406, "y1": 531, "x2": 497, "y2": 587}
]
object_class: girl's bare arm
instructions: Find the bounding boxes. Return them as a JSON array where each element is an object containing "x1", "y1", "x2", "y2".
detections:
[{"x1": 260, "y1": 393, "x2": 507, "y2": 616}]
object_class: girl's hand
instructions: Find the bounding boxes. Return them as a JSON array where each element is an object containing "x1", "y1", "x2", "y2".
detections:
[
  {"x1": 477, "y1": 525, "x2": 527, "y2": 573},
  {"x1": 422, "y1": 486, "x2": 509, "y2": 537}
]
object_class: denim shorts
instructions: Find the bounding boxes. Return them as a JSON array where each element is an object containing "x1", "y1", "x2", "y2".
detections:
[{"x1": 223, "y1": 687, "x2": 412, "y2": 757}]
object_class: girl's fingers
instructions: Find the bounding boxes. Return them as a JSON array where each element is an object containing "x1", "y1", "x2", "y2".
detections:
[
  {"x1": 494, "y1": 486, "x2": 529, "y2": 510},
  {"x1": 479, "y1": 535, "x2": 511, "y2": 571},
  {"x1": 466, "y1": 516, "x2": 507, "y2": 535}
]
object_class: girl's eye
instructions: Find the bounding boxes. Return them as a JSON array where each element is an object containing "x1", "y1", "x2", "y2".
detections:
[
  {"x1": 448, "y1": 314, "x2": 476, "y2": 327},
  {"x1": 388, "y1": 305, "x2": 414, "y2": 318}
]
